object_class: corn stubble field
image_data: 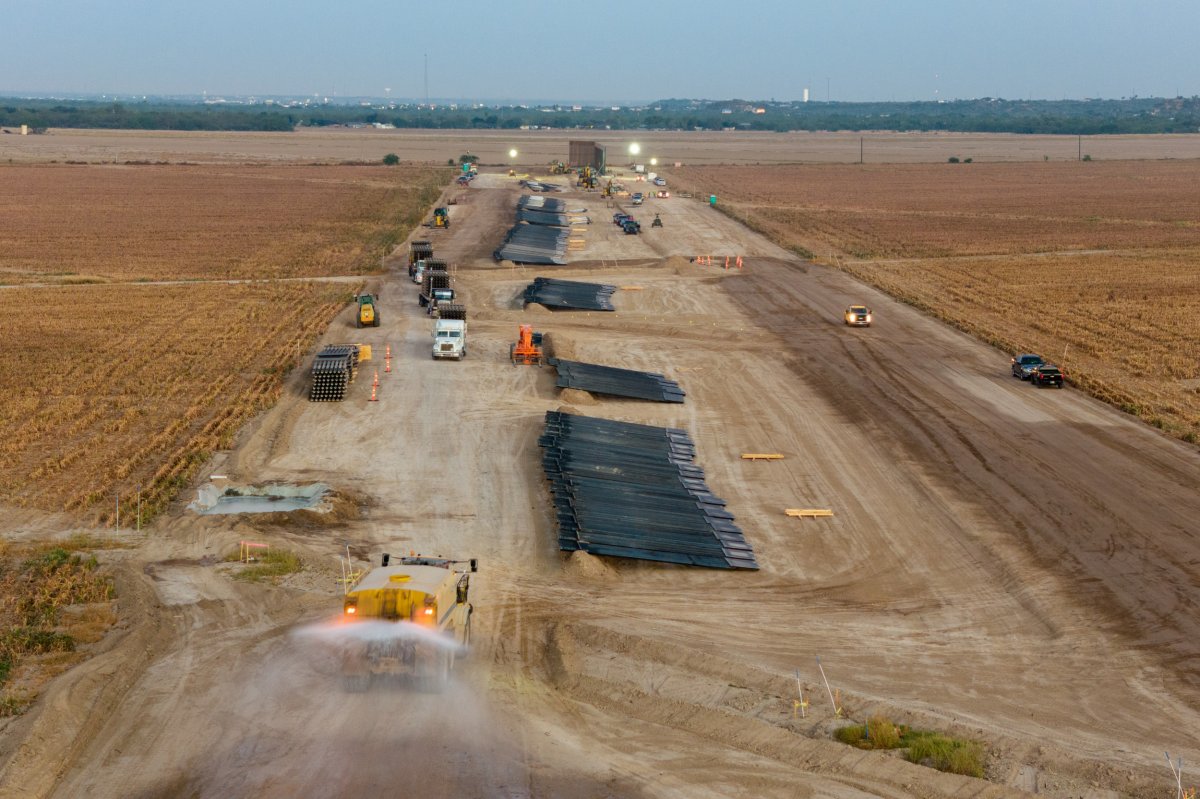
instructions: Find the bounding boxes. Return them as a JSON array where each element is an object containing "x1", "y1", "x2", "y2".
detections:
[
  {"x1": 0, "y1": 164, "x2": 450, "y2": 523},
  {"x1": 675, "y1": 161, "x2": 1200, "y2": 441}
]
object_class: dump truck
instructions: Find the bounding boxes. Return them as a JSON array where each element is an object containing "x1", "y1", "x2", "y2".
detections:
[
  {"x1": 408, "y1": 240, "x2": 433, "y2": 277},
  {"x1": 432, "y1": 318, "x2": 466, "y2": 360},
  {"x1": 420, "y1": 270, "x2": 453, "y2": 308},
  {"x1": 354, "y1": 293, "x2": 380, "y2": 328},
  {"x1": 341, "y1": 554, "x2": 476, "y2": 691}
]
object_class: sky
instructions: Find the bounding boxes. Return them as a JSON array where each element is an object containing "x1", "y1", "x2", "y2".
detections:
[{"x1": 3, "y1": 0, "x2": 1198, "y2": 103}]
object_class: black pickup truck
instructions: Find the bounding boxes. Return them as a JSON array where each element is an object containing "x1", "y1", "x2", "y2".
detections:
[{"x1": 1030, "y1": 365, "x2": 1065, "y2": 388}]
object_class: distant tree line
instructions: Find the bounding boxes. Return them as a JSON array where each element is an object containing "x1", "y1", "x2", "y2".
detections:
[{"x1": 3, "y1": 96, "x2": 1199, "y2": 135}]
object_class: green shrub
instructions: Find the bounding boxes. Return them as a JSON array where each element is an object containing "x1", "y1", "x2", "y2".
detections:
[
  {"x1": 235, "y1": 549, "x2": 302, "y2": 582},
  {"x1": 832, "y1": 716, "x2": 985, "y2": 778},
  {"x1": 904, "y1": 732, "x2": 985, "y2": 778},
  {"x1": 382, "y1": 153, "x2": 400, "y2": 166},
  {"x1": 833, "y1": 716, "x2": 902, "y2": 749},
  {"x1": 948, "y1": 156, "x2": 960, "y2": 163}
]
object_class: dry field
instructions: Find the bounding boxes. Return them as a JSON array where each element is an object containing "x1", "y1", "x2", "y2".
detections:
[
  {"x1": 5, "y1": 128, "x2": 1200, "y2": 167},
  {"x1": 672, "y1": 161, "x2": 1200, "y2": 441},
  {"x1": 0, "y1": 163, "x2": 452, "y2": 521},
  {"x1": 0, "y1": 282, "x2": 349, "y2": 521},
  {"x1": 0, "y1": 164, "x2": 449, "y2": 284}
]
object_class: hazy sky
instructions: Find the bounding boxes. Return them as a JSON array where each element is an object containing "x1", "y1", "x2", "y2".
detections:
[{"x1": 3, "y1": 0, "x2": 1198, "y2": 102}]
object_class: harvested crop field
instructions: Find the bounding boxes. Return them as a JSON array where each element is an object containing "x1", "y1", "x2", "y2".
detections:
[
  {"x1": 0, "y1": 282, "x2": 349, "y2": 521},
  {"x1": 0, "y1": 162, "x2": 452, "y2": 522},
  {"x1": 0, "y1": 164, "x2": 450, "y2": 284},
  {"x1": 672, "y1": 161, "x2": 1200, "y2": 440}
]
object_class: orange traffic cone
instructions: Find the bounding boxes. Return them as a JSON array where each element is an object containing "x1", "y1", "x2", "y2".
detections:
[
  {"x1": 369, "y1": 383, "x2": 378, "y2": 402},
  {"x1": 385, "y1": 356, "x2": 391, "y2": 373},
  {"x1": 373, "y1": 370, "x2": 379, "y2": 387}
]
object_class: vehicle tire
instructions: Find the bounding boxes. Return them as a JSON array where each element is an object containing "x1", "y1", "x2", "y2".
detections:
[
  {"x1": 356, "y1": 319, "x2": 362, "y2": 329},
  {"x1": 374, "y1": 318, "x2": 380, "y2": 328}
]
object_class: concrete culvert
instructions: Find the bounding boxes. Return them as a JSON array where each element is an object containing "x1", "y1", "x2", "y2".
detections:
[{"x1": 188, "y1": 482, "x2": 331, "y2": 516}]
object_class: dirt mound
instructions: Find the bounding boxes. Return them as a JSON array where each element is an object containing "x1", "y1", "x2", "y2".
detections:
[
  {"x1": 541, "y1": 332, "x2": 575, "y2": 361},
  {"x1": 558, "y1": 388, "x2": 597, "y2": 406},
  {"x1": 562, "y1": 550, "x2": 617, "y2": 581}
]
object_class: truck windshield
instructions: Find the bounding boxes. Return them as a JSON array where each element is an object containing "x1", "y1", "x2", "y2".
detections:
[{"x1": 438, "y1": 331, "x2": 461, "y2": 338}]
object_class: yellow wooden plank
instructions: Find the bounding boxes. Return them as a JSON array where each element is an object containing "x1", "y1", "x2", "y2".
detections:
[
  {"x1": 357, "y1": 344, "x2": 372, "y2": 361},
  {"x1": 785, "y1": 508, "x2": 834, "y2": 518},
  {"x1": 741, "y1": 453, "x2": 784, "y2": 460}
]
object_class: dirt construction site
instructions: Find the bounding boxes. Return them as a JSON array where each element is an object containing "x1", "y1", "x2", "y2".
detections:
[{"x1": 1, "y1": 163, "x2": 1199, "y2": 799}]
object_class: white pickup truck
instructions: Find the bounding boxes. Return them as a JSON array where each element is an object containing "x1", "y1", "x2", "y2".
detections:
[{"x1": 432, "y1": 319, "x2": 466, "y2": 360}]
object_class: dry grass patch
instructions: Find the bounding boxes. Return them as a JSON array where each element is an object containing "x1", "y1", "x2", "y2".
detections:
[{"x1": 0, "y1": 542, "x2": 116, "y2": 715}]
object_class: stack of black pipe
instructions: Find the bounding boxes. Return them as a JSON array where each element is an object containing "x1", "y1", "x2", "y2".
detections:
[
  {"x1": 523, "y1": 277, "x2": 616, "y2": 311},
  {"x1": 549, "y1": 359, "x2": 685, "y2": 403},
  {"x1": 308, "y1": 345, "x2": 359, "y2": 402},
  {"x1": 539, "y1": 412, "x2": 758, "y2": 569}
]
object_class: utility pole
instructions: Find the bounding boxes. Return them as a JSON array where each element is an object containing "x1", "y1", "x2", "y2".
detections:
[
  {"x1": 1078, "y1": 135, "x2": 1082, "y2": 161},
  {"x1": 859, "y1": 136, "x2": 864, "y2": 165}
]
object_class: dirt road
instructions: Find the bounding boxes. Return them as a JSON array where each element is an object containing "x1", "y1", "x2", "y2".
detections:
[{"x1": 1, "y1": 172, "x2": 1197, "y2": 798}]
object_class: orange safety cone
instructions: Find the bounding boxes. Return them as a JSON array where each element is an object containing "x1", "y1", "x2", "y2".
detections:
[
  {"x1": 373, "y1": 370, "x2": 379, "y2": 387},
  {"x1": 386, "y1": 344, "x2": 391, "y2": 359},
  {"x1": 369, "y1": 382, "x2": 378, "y2": 402},
  {"x1": 736, "y1": 255, "x2": 743, "y2": 269},
  {"x1": 724, "y1": 256, "x2": 730, "y2": 269}
]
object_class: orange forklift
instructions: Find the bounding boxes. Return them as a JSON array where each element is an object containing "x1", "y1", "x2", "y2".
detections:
[{"x1": 509, "y1": 324, "x2": 544, "y2": 365}]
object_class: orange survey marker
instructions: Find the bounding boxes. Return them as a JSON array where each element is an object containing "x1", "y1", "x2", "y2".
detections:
[{"x1": 239, "y1": 541, "x2": 269, "y2": 563}]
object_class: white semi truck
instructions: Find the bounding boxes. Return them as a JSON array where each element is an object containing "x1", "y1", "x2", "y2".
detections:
[{"x1": 432, "y1": 317, "x2": 466, "y2": 360}]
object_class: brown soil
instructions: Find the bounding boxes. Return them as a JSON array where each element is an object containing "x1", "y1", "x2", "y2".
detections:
[{"x1": 0, "y1": 154, "x2": 1197, "y2": 799}]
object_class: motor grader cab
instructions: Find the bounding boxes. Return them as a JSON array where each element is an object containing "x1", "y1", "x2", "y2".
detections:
[
  {"x1": 341, "y1": 554, "x2": 476, "y2": 692},
  {"x1": 355, "y1": 293, "x2": 380, "y2": 328}
]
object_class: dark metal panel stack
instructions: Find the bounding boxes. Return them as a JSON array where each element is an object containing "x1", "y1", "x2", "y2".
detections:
[
  {"x1": 549, "y1": 358, "x2": 685, "y2": 403},
  {"x1": 517, "y1": 209, "x2": 570, "y2": 227},
  {"x1": 518, "y1": 195, "x2": 567, "y2": 213},
  {"x1": 539, "y1": 412, "x2": 758, "y2": 570},
  {"x1": 308, "y1": 345, "x2": 360, "y2": 402},
  {"x1": 523, "y1": 277, "x2": 616, "y2": 311},
  {"x1": 495, "y1": 225, "x2": 569, "y2": 265}
]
